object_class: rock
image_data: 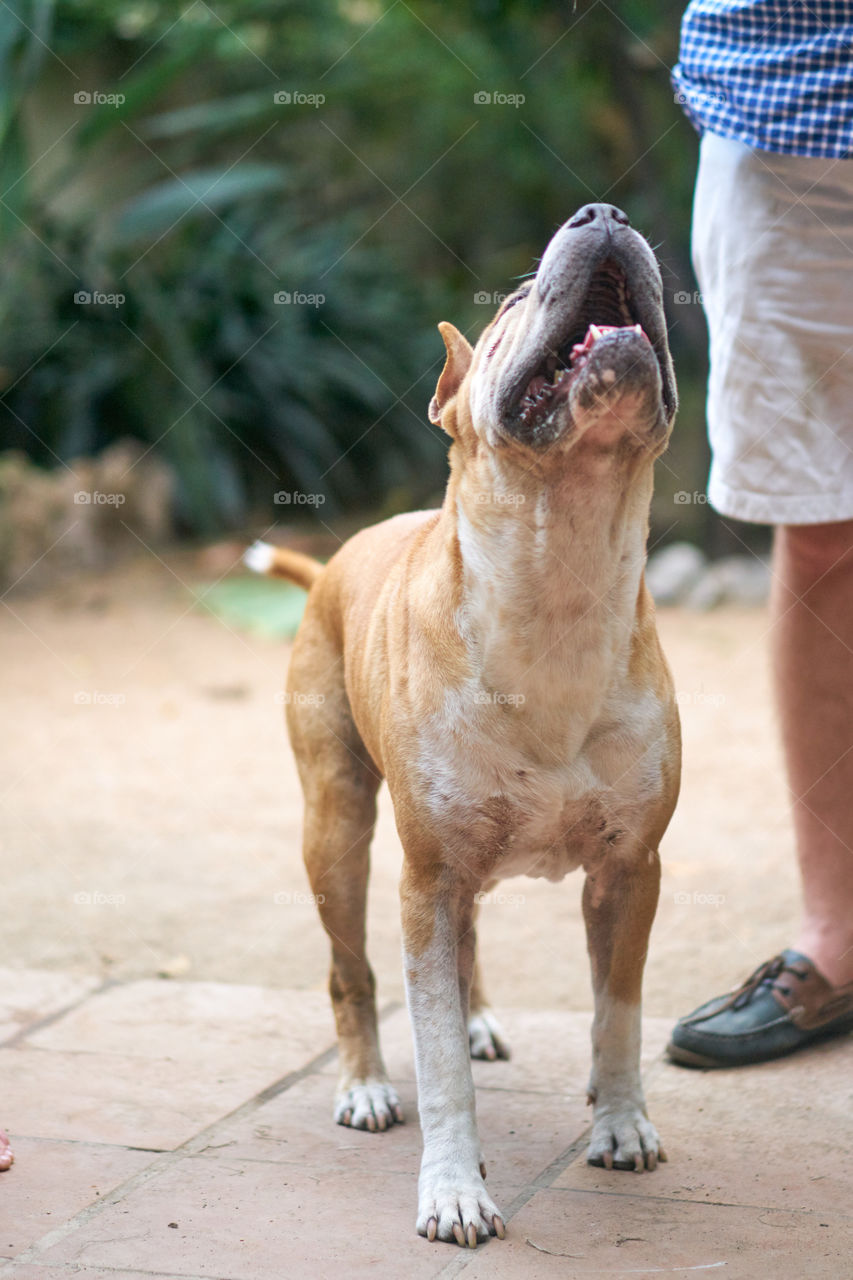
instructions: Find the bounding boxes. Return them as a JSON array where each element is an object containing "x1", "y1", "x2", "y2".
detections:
[
  {"x1": 685, "y1": 555, "x2": 771, "y2": 610},
  {"x1": 0, "y1": 441, "x2": 174, "y2": 592},
  {"x1": 157, "y1": 954, "x2": 192, "y2": 980},
  {"x1": 645, "y1": 541, "x2": 708, "y2": 605}
]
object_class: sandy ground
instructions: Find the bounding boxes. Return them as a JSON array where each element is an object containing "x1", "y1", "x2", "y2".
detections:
[{"x1": 0, "y1": 546, "x2": 798, "y2": 1019}]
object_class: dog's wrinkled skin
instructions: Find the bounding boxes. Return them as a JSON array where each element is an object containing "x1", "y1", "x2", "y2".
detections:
[{"x1": 253, "y1": 204, "x2": 681, "y2": 1247}]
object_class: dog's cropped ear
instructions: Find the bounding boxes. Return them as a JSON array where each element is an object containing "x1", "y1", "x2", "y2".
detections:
[{"x1": 428, "y1": 322, "x2": 474, "y2": 430}]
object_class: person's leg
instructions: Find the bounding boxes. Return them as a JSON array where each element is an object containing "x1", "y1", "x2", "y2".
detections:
[
  {"x1": 772, "y1": 520, "x2": 853, "y2": 987},
  {"x1": 667, "y1": 516, "x2": 853, "y2": 1067}
]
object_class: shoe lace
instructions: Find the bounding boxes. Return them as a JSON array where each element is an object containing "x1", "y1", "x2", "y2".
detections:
[{"x1": 730, "y1": 954, "x2": 808, "y2": 1010}]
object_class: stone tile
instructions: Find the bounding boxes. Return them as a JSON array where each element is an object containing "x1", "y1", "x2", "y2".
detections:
[
  {"x1": 0, "y1": 1138, "x2": 153, "y2": 1259},
  {"x1": 194, "y1": 1070, "x2": 587, "y2": 1208},
  {"x1": 319, "y1": 1007, "x2": 671, "y2": 1097},
  {"x1": 3, "y1": 1269, "x2": 184, "y2": 1279},
  {"x1": 455, "y1": 1189, "x2": 852, "y2": 1280},
  {"x1": 0, "y1": 968, "x2": 99, "y2": 1044},
  {"x1": 553, "y1": 1035, "x2": 853, "y2": 1215},
  {"x1": 27, "y1": 980, "x2": 334, "y2": 1074},
  {"x1": 1, "y1": 1044, "x2": 292, "y2": 1150},
  {"x1": 35, "y1": 1154, "x2": 449, "y2": 1280},
  {"x1": 195, "y1": 1070, "x2": 422, "y2": 1172},
  {"x1": 473, "y1": 1089, "x2": 585, "y2": 1205}
]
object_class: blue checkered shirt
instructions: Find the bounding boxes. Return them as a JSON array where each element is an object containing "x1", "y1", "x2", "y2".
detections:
[{"x1": 672, "y1": 1, "x2": 853, "y2": 158}]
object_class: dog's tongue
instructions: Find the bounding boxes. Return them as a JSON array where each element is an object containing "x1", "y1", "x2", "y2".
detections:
[
  {"x1": 521, "y1": 323, "x2": 650, "y2": 412},
  {"x1": 570, "y1": 322, "x2": 646, "y2": 363}
]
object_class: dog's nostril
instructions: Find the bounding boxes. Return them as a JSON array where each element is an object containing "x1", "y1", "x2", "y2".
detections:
[
  {"x1": 567, "y1": 205, "x2": 598, "y2": 229},
  {"x1": 567, "y1": 204, "x2": 631, "y2": 231}
]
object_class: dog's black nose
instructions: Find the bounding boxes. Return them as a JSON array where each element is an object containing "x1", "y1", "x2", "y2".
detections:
[{"x1": 567, "y1": 203, "x2": 631, "y2": 230}]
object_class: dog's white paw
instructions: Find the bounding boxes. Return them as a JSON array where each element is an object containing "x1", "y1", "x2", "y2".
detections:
[
  {"x1": 334, "y1": 1078, "x2": 403, "y2": 1131},
  {"x1": 417, "y1": 1168, "x2": 506, "y2": 1246},
  {"x1": 468, "y1": 1009, "x2": 511, "y2": 1061},
  {"x1": 586, "y1": 1104, "x2": 665, "y2": 1172}
]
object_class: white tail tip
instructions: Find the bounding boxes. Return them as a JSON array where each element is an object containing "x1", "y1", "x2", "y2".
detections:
[{"x1": 243, "y1": 540, "x2": 275, "y2": 574}]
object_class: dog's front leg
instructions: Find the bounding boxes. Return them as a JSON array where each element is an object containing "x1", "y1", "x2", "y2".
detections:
[
  {"x1": 400, "y1": 860, "x2": 506, "y2": 1247},
  {"x1": 582, "y1": 840, "x2": 665, "y2": 1172}
]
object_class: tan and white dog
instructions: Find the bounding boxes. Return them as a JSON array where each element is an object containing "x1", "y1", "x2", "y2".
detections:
[{"x1": 246, "y1": 203, "x2": 681, "y2": 1248}]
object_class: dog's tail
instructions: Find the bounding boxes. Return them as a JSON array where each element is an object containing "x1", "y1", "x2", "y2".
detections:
[{"x1": 243, "y1": 540, "x2": 323, "y2": 591}]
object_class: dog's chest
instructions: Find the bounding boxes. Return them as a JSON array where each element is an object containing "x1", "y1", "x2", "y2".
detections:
[{"x1": 415, "y1": 678, "x2": 665, "y2": 881}]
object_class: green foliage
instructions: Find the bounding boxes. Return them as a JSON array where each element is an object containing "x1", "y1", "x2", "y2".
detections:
[{"x1": 0, "y1": 0, "x2": 706, "y2": 532}]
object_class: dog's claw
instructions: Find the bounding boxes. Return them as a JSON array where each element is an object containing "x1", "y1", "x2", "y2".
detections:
[
  {"x1": 479, "y1": 1160, "x2": 487, "y2": 1179},
  {"x1": 417, "y1": 1175, "x2": 504, "y2": 1246},
  {"x1": 334, "y1": 1080, "x2": 403, "y2": 1131},
  {"x1": 587, "y1": 1107, "x2": 663, "y2": 1173},
  {"x1": 493, "y1": 1215, "x2": 506, "y2": 1239}
]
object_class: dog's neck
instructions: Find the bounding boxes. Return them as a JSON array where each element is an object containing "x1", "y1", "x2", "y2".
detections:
[{"x1": 442, "y1": 439, "x2": 654, "y2": 743}]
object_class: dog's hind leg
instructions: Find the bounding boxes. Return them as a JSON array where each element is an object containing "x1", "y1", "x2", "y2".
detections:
[
  {"x1": 287, "y1": 631, "x2": 402, "y2": 1132},
  {"x1": 466, "y1": 891, "x2": 511, "y2": 1061}
]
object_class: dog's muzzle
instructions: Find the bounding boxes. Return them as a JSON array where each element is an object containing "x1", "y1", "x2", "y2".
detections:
[{"x1": 492, "y1": 204, "x2": 676, "y2": 447}]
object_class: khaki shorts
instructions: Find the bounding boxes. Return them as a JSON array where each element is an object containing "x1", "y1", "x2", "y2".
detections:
[{"x1": 692, "y1": 132, "x2": 853, "y2": 525}]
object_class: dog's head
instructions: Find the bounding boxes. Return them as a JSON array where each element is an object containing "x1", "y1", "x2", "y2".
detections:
[{"x1": 429, "y1": 204, "x2": 676, "y2": 460}]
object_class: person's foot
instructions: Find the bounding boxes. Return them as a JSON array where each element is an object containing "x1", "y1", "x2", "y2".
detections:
[
  {"x1": 0, "y1": 1130, "x2": 13, "y2": 1171},
  {"x1": 667, "y1": 950, "x2": 853, "y2": 1068}
]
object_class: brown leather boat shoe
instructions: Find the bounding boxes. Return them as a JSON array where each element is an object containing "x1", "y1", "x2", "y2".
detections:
[{"x1": 667, "y1": 950, "x2": 853, "y2": 1068}]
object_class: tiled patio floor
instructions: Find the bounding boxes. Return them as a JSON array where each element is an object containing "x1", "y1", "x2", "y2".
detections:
[{"x1": 1, "y1": 968, "x2": 851, "y2": 1279}]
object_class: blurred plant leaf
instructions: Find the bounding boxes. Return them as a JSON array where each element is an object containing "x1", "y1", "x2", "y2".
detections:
[
  {"x1": 114, "y1": 165, "x2": 287, "y2": 241},
  {"x1": 195, "y1": 575, "x2": 308, "y2": 638}
]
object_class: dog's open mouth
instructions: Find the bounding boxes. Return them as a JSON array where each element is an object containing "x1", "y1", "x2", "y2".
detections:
[{"x1": 511, "y1": 260, "x2": 654, "y2": 434}]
